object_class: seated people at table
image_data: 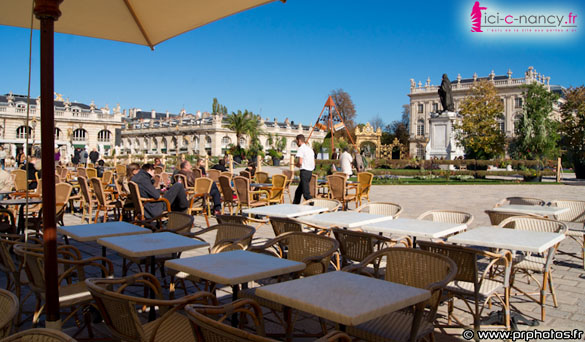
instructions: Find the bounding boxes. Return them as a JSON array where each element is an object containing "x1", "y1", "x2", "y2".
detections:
[
  {"x1": 191, "y1": 159, "x2": 222, "y2": 215},
  {"x1": 153, "y1": 157, "x2": 165, "y2": 171},
  {"x1": 246, "y1": 162, "x2": 256, "y2": 178},
  {"x1": 0, "y1": 168, "x2": 13, "y2": 200},
  {"x1": 211, "y1": 159, "x2": 228, "y2": 172},
  {"x1": 96, "y1": 160, "x2": 105, "y2": 178},
  {"x1": 131, "y1": 163, "x2": 188, "y2": 219},
  {"x1": 21, "y1": 156, "x2": 40, "y2": 190},
  {"x1": 339, "y1": 147, "x2": 353, "y2": 178}
]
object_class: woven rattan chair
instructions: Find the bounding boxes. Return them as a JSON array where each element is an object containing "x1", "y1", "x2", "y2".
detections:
[
  {"x1": 11, "y1": 170, "x2": 27, "y2": 192},
  {"x1": 417, "y1": 210, "x2": 474, "y2": 225},
  {"x1": 342, "y1": 248, "x2": 457, "y2": 342},
  {"x1": 498, "y1": 216, "x2": 567, "y2": 321},
  {"x1": 188, "y1": 177, "x2": 213, "y2": 227},
  {"x1": 308, "y1": 174, "x2": 319, "y2": 199},
  {"x1": 78, "y1": 176, "x2": 96, "y2": 223},
  {"x1": 128, "y1": 181, "x2": 171, "y2": 222},
  {"x1": 239, "y1": 170, "x2": 251, "y2": 180},
  {"x1": 154, "y1": 166, "x2": 164, "y2": 175},
  {"x1": 282, "y1": 170, "x2": 294, "y2": 202},
  {"x1": 0, "y1": 328, "x2": 77, "y2": 342},
  {"x1": 174, "y1": 173, "x2": 195, "y2": 194},
  {"x1": 55, "y1": 182, "x2": 73, "y2": 227},
  {"x1": 90, "y1": 177, "x2": 121, "y2": 223},
  {"x1": 255, "y1": 171, "x2": 269, "y2": 184},
  {"x1": 13, "y1": 243, "x2": 113, "y2": 332},
  {"x1": 418, "y1": 241, "x2": 513, "y2": 331},
  {"x1": 190, "y1": 223, "x2": 256, "y2": 254},
  {"x1": 0, "y1": 288, "x2": 19, "y2": 338},
  {"x1": 268, "y1": 217, "x2": 304, "y2": 257},
  {"x1": 86, "y1": 273, "x2": 217, "y2": 342},
  {"x1": 266, "y1": 174, "x2": 286, "y2": 204},
  {"x1": 85, "y1": 167, "x2": 97, "y2": 179},
  {"x1": 141, "y1": 212, "x2": 194, "y2": 235},
  {"x1": 220, "y1": 171, "x2": 233, "y2": 179},
  {"x1": 233, "y1": 176, "x2": 269, "y2": 214},
  {"x1": 484, "y1": 209, "x2": 540, "y2": 226},
  {"x1": 332, "y1": 227, "x2": 411, "y2": 271},
  {"x1": 326, "y1": 174, "x2": 356, "y2": 210},
  {"x1": 550, "y1": 200, "x2": 585, "y2": 269},
  {"x1": 495, "y1": 197, "x2": 546, "y2": 207},
  {"x1": 240, "y1": 232, "x2": 339, "y2": 334},
  {"x1": 219, "y1": 175, "x2": 238, "y2": 215},
  {"x1": 356, "y1": 201, "x2": 403, "y2": 218},
  {"x1": 185, "y1": 300, "x2": 352, "y2": 342},
  {"x1": 115, "y1": 164, "x2": 126, "y2": 178},
  {"x1": 355, "y1": 172, "x2": 373, "y2": 207},
  {"x1": 101, "y1": 169, "x2": 114, "y2": 187},
  {"x1": 302, "y1": 198, "x2": 341, "y2": 212},
  {"x1": 206, "y1": 169, "x2": 220, "y2": 183}
]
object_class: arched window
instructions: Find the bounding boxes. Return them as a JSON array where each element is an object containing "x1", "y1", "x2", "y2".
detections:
[
  {"x1": 497, "y1": 114, "x2": 505, "y2": 132},
  {"x1": 97, "y1": 130, "x2": 111, "y2": 142},
  {"x1": 193, "y1": 136, "x2": 199, "y2": 150},
  {"x1": 205, "y1": 136, "x2": 212, "y2": 148},
  {"x1": 221, "y1": 136, "x2": 231, "y2": 147},
  {"x1": 416, "y1": 119, "x2": 425, "y2": 136},
  {"x1": 54, "y1": 127, "x2": 62, "y2": 140},
  {"x1": 16, "y1": 126, "x2": 31, "y2": 139},
  {"x1": 72, "y1": 128, "x2": 87, "y2": 141},
  {"x1": 239, "y1": 137, "x2": 247, "y2": 148}
]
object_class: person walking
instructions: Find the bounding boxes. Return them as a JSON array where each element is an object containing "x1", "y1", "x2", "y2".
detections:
[
  {"x1": 339, "y1": 147, "x2": 353, "y2": 178},
  {"x1": 293, "y1": 134, "x2": 314, "y2": 204},
  {"x1": 89, "y1": 147, "x2": 99, "y2": 165},
  {"x1": 0, "y1": 146, "x2": 6, "y2": 170}
]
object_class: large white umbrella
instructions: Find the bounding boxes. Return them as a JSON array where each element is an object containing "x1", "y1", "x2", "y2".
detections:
[{"x1": 0, "y1": 0, "x2": 284, "y2": 328}]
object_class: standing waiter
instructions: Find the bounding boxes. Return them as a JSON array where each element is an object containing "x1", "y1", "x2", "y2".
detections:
[{"x1": 293, "y1": 134, "x2": 314, "y2": 204}]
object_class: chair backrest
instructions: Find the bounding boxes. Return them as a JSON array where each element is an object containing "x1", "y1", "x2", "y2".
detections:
[
  {"x1": 357, "y1": 172, "x2": 373, "y2": 197},
  {"x1": 13, "y1": 244, "x2": 46, "y2": 297},
  {"x1": 239, "y1": 170, "x2": 251, "y2": 180},
  {"x1": 496, "y1": 197, "x2": 546, "y2": 207},
  {"x1": 417, "y1": 210, "x2": 474, "y2": 225},
  {"x1": 0, "y1": 288, "x2": 18, "y2": 338},
  {"x1": 154, "y1": 166, "x2": 163, "y2": 175},
  {"x1": 76, "y1": 167, "x2": 87, "y2": 178},
  {"x1": 309, "y1": 174, "x2": 317, "y2": 198},
  {"x1": 128, "y1": 181, "x2": 145, "y2": 220},
  {"x1": 0, "y1": 328, "x2": 77, "y2": 342},
  {"x1": 233, "y1": 176, "x2": 251, "y2": 206},
  {"x1": 115, "y1": 164, "x2": 126, "y2": 177},
  {"x1": 165, "y1": 212, "x2": 194, "y2": 235},
  {"x1": 86, "y1": 168, "x2": 98, "y2": 179},
  {"x1": 333, "y1": 172, "x2": 348, "y2": 178},
  {"x1": 484, "y1": 209, "x2": 539, "y2": 226},
  {"x1": 218, "y1": 176, "x2": 236, "y2": 205},
  {"x1": 195, "y1": 177, "x2": 213, "y2": 195},
  {"x1": 269, "y1": 217, "x2": 303, "y2": 236},
  {"x1": 78, "y1": 176, "x2": 93, "y2": 204},
  {"x1": 498, "y1": 216, "x2": 567, "y2": 233},
  {"x1": 102, "y1": 170, "x2": 114, "y2": 185},
  {"x1": 216, "y1": 214, "x2": 247, "y2": 225},
  {"x1": 332, "y1": 228, "x2": 388, "y2": 264},
  {"x1": 278, "y1": 232, "x2": 339, "y2": 276},
  {"x1": 55, "y1": 173, "x2": 61, "y2": 184},
  {"x1": 11, "y1": 170, "x2": 27, "y2": 191},
  {"x1": 211, "y1": 223, "x2": 256, "y2": 253},
  {"x1": 90, "y1": 177, "x2": 108, "y2": 207},
  {"x1": 220, "y1": 171, "x2": 232, "y2": 180},
  {"x1": 193, "y1": 168, "x2": 202, "y2": 179},
  {"x1": 326, "y1": 175, "x2": 346, "y2": 201},
  {"x1": 207, "y1": 169, "x2": 220, "y2": 183},
  {"x1": 417, "y1": 241, "x2": 481, "y2": 284},
  {"x1": 255, "y1": 171, "x2": 269, "y2": 184},
  {"x1": 301, "y1": 198, "x2": 341, "y2": 212},
  {"x1": 357, "y1": 202, "x2": 402, "y2": 218},
  {"x1": 160, "y1": 172, "x2": 170, "y2": 185},
  {"x1": 282, "y1": 170, "x2": 293, "y2": 181},
  {"x1": 269, "y1": 174, "x2": 286, "y2": 202},
  {"x1": 55, "y1": 182, "x2": 73, "y2": 213},
  {"x1": 551, "y1": 200, "x2": 585, "y2": 223},
  {"x1": 174, "y1": 173, "x2": 189, "y2": 187},
  {"x1": 60, "y1": 166, "x2": 69, "y2": 180}
]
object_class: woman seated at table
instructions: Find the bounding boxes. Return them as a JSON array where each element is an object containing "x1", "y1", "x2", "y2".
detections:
[{"x1": 192, "y1": 159, "x2": 222, "y2": 215}]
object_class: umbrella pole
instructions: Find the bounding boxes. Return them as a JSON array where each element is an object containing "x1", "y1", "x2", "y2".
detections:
[{"x1": 35, "y1": 0, "x2": 63, "y2": 329}]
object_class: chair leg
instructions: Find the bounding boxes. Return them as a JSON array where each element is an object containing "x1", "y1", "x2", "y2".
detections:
[
  {"x1": 540, "y1": 271, "x2": 549, "y2": 321},
  {"x1": 548, "y1": 272, "x2": 558, "y2": 307}
]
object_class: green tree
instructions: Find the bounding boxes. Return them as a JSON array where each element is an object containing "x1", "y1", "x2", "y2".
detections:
[
  {"x1": 224, "y1": 110, "x2": 262, "y2": 151},
  {"x1": 510, "y1": 83, "x2": 560, "y2": 160},
  {"x1": 560, "y1": 86, "x2": 585, "y2": 179},
  {"x1": 455, "y1": 80, "x2": 505, "y2": 159},
  {"x1": 212, "y1": 98, "x2": 228, "y2": 115}
]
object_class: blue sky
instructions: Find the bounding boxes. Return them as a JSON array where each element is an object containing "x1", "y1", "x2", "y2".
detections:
[{"x1": 0, "y1": 0, "x2": 583, "y2": 127}]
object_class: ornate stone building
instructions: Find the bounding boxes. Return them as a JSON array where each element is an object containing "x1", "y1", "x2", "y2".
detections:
[
  {"x1": 408, "y1": 67, "x2": 564, "y2": 159},
  {"x1": 120, "y1": 109, "x2": 326, "y2": 159},
  {"x1": 0, "y1": 92, "x2": 124, "y2": 160}
]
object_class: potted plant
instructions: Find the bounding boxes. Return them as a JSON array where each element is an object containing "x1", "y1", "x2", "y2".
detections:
[
  {"x1": 268, "y1": 149, "x2": 283, "y2": 166},
  {"x1": 266, "y1": 133, "x2": 286, "y2": 166}
]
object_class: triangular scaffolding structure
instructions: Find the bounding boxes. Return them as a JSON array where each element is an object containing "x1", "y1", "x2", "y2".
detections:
[{"x1": 307, "y1": 95, "x2": 357, "y2": 157}]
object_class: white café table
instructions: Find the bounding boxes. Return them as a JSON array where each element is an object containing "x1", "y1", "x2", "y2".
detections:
[
  {"x1": 299, "y1": 211, "x2": 393, "y2": 229},
  {"x1": 493, "y1": 205, "x2": 569, "y2": 218},
  {"x1": 242, "y1": 204, "x2": 328, "y2": 218},
  {"x1": 362, "y1": 218, "x2": 467, "y2": 240},
  {"x1": 256, "y1": 271, "x2": 430, "y2": 336},
  {"x1": 447, "y1": 226, "x2": 565, "y2": 254}
]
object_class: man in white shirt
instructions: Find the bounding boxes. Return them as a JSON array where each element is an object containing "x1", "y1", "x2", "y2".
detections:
[
  {"x1": 293, "y1": 134, "x2": 315, "y2": 204},
  {"x1": 339, "y1": 147, "x2": 353, "y2": 178}
]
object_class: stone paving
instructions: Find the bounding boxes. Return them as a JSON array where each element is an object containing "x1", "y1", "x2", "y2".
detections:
[{"x1": 2, "y1": 181, "x2": 585, "y2": 341}]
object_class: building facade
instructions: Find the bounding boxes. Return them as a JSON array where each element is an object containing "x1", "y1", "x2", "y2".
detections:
[
  {"x1": 407, "y1": 66, "x2": 563, "y2": 159},
  {"x1": 120, "y1": 109, "x2": 326, "y2": 159},
  {"x1": 0, "y1": 92, "x2": 124, "y2": 161}
]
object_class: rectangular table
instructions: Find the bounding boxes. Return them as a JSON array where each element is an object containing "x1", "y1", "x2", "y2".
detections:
[
  {"x1": 447, "y1": 226, "x2": 565, "y2": 253},
  {"x1": 493, "y1": 205, "x2": 569, "y2": 217},
  {"x1": 243, "y1": 204, "x2": 328, "y2": 218},
  {"x1": 256, "y1": 271, "x2": 430, "y2": 334},
  {"x1": 362, "y1": 218, "x2": 467, "y2": 240},
  {"x1": 299, "y1": 211, "x2": 393, "y2": 229}
]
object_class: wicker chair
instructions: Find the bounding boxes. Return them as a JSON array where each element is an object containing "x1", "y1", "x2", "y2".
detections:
[
  {"x1": 76, "y1": 167, "x2": 86, "y2": 179},
  {"x1": 417, "y1": 210, "x2": 474, "y2": 225},
  {"x1": 207, "y1": 169, "x2": 221, "y2": 184},
  {"x1": 90, "y1": 177, "x2": 121, "y2": 223},
  {"x1": 188, "y1": 177, "x2": 213, "y2": 227},
  {"x1": 240, "y1": 232, "x2": 339, "y2": 334},
  {"x1": 308, "y1": 174, "x2": 319, "y2": 199},
  {"x1": 550, "y1": 200, "x2": 585, "y2": 269},
  {"x1": 484, "y1": 209, "x2": 540, "y2": 226},
  {"x1": 127, "y1": 181, "x2": 171, "y2": 222},
  {"x1": 141, "y1": 212, "x2": 194, "y2": 236},
  {"x1": 332, "y1": 227, "x2": 411, "y2": 271},
  {"x1": 342, "y1": 248, "x2": 457, "y2": 342},
  {"x1": 101, "y1": 170, "x2": 114, "y2": 187},
  {"x1": 190, "y1": 223, "x2": 256, "y2": 254},
  {"x1": 326, "y1": 175, "x2": 356, "y2": 210},
  {"x1": 495, "y1": 197, "x2": 546, "y2": 207},
  {"x1": 0, "y1": 288, "x2": 19, "y2": 338},
  {"x1": 255, "y1": 171, "x2": 269, "y2": 184},
  {"x1": 174, "y1": 173, "x2": 195, "y2": 194},
  {"x1": 355, "y1": 172, "x2": 373, "y2": 207},
  {"x1": 55, "y1": 182, "x2": 73, "y2": 227},
  {"x1": 85, "y1": 167, "x2": 98, "y2": 179},
  {"x1": 0, "y1": 328, "x2": 77, "y2": 342},
  {"x1": 498, "y1": 216, "x2": 567, "y2": 321},
  {"x1": 0, "y1": 210, "x2": 16, "y2": 234},
  {"x1": 11, "y1": 170, "x2": 27, "y2": 192},
  {"x1": 233, "y1": 176, "x2": 269, "y2": 214},
  {"x1": 220, "y1": 171, "x2": 233, "y2": 180},
  {"x1": 356, "y1": 201, "x2": 403, "y2": 218},
  {"x1": 268, "y1": 217, "x2": 304, "y2": 257},
  {"x1": 282, "y1": 170, "x2": 294, "y2": 202},
  {"x1": 86, "y1": 273, "x2": 217, "y2": 342},
  {"x1": 115, "y1": 164, "x2": 126, "y2": 178},
  {"x1": 13, "y1": 243, "x2": 113, "y2": 331},
  {"x1": 78, "y1": 176, "x2": 96, "y2": 223},
  {"x1": 239, "y1": 170, "x2": 251, "y2": 180},
  {"x1": 185, "y1": 300, "x2": 352, "y2": 342},
  {"x1": 302, "y1": 198, "x2": 341, "y2": 212},
  {"x1": 219, "y1": 175, "x2": 238, "y2": 215},
  {"x1": 154, "y1": 166, "x2": 164, "y2": 174},
  {"x1": 266, "y1": 174, "x2": 286, "y2": 204},
  {"x1": 418, "y1": 241, "x2": 513, "y2": 331}
]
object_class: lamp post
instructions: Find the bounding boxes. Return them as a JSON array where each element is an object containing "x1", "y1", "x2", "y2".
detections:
[{"x1": 31, "y1": 117, "x2": 38, "y2": 156}]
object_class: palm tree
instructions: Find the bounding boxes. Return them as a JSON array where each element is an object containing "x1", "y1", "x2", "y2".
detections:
[{"x1": 225, "y1": 110, "x2": 262, "y2": 150}]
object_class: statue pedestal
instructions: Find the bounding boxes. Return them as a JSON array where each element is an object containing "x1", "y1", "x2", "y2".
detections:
[{"x1": 425, "y1": 111, "x2": 464, "y2": 160}]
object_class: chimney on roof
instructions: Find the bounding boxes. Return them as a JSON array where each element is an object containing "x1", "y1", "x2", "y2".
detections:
[{"x1": 151, "y1": 109, "x2": 156, "y2": 119}]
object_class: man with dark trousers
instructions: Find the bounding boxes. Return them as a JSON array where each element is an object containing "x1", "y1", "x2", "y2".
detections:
[
  {"x1": 132, "y1": 163, "x2": 188, "y2": 219},
  {"x1": 293, "y1": 134, "x2": 315, "y2": 204}
]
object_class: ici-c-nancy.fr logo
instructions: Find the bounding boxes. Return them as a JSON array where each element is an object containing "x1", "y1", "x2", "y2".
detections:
[{"x1": 471, "y1": 1, "x2": 488, "y2": 32}]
